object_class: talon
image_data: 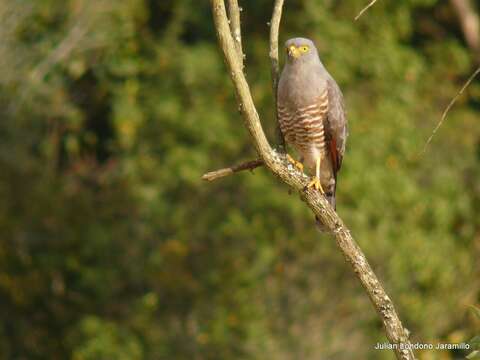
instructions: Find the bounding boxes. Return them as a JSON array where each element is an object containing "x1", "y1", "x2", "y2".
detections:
[
  {"x1": 307, "y1": 176, "x2": 324, "y2": 193},
  {"x1": 287, "y1": 154, "x2": 304, "y2": 172}
]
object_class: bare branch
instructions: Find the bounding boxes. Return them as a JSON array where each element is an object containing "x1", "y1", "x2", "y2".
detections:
[
  {"x1": 355, "y1": 0, "x2": 379, "y2": 21},
  {"x1": 450, "y1": 0, "x2": 480, "y2": 62},
  {"x1": 209, "y1": 1, "x2": 415, "y2": 359},
  {"x1": 227, "y1": 0, "x2": 243, "y2": 66},
  {"x1": 421, "y1": 67, "x2": 480, "y2": 154},
  {"x1": 269, "y1": 0, "x2": 286, "y2": 149},
  {"x1": 269, "y1": 0, "x2": 284, "y2": 97},
  {"x1": 202, "y1": 159, "x2": 263, "y2": 181}
]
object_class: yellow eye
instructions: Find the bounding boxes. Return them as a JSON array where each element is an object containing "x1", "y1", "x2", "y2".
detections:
[{"x1": 300, "y1": 46, "x2": 309, "y2": 52}]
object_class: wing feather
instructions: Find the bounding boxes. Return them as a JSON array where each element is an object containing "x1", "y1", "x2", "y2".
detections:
[{"x1": 325, "y1": 77, "x2": 348, "y2": 173}]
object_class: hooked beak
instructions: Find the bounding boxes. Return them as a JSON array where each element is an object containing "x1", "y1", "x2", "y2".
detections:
[{"x1": 287, "y1": 45, "x2": 300, "y2": 59}]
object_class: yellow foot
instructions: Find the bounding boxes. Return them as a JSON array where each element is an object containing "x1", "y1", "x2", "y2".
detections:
[
  {"x1": 286, "y1": 154, "x2": 304, "y2": 172},
  {"x1": 306, "y1": 176, "x2": 324, "y2": 194}
]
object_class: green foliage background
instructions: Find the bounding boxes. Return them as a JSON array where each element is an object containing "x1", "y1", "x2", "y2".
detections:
[{"x1": 0, "y1": 0, "x2": 479, "y2": 359}]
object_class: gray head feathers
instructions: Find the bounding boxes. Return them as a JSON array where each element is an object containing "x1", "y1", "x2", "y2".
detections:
[
  {"x1": 284, "y1": 37, "x2": 316, "y2": 50},
  {"x1": 284, "y1": 37, "x2": 322, "y2": 66}
]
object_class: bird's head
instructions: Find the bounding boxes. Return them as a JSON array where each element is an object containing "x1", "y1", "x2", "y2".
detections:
[{"x1": 284, "y1": 37, "x2": 319, "y2": 64}]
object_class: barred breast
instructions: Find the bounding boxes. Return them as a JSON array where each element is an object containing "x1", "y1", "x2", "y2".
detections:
[{"x1": 278, "y1": 89, "x2": 329, "y2": 168}]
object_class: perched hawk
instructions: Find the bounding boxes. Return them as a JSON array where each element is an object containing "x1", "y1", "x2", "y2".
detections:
[{"x1": 277, "y1": 37, "x2": 347, "y2": 209}]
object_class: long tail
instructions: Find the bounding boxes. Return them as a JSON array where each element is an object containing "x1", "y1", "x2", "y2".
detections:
[
  {"x1": 325, "y1": 189, "x2": 336, "y2": 210},
  {"x1": 315, "y1": 182, "x2": 337, "y2": 232}
]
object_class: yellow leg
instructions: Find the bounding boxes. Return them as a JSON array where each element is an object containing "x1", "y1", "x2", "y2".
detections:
[
  {"x1": 307, "y1": 156, "x2": 324, "y2": 193},
  {"x1": 286, "y1": 154, "x2": 304, "y2": 172}
]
